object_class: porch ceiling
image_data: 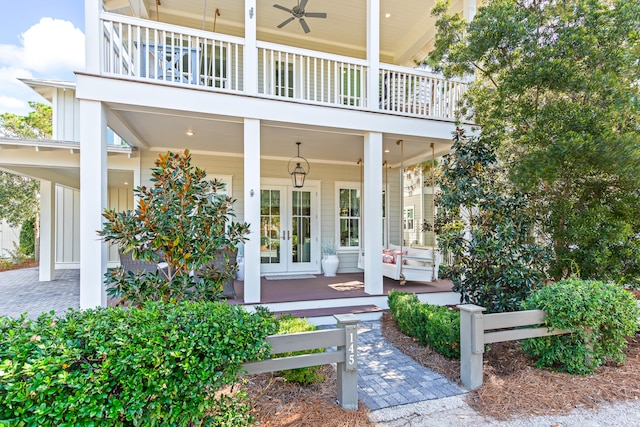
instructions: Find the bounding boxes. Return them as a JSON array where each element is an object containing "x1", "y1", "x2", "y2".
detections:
[
  {"x1": 105, "y1": 0, "x2": 466, "y2": 65},
  {"x1": 106, "y1": 103, "x2": 452, "y2": 166}
]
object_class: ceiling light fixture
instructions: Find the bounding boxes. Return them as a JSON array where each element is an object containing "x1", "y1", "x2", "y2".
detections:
[
  {"x1": 186, "y1": 130, "x2": 194, "y2": 136},
  {"x1": 288, "y1": 142, "x2": 310, "y2": 188},
  {"x1": 385, "y1": 12, "x2": 391, "y2": 18}
]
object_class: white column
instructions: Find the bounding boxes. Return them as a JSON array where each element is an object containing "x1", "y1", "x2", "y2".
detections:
[
  {"x1": 243, "y1": 118, "x2": 261, "y2": 303},
  {"x1": 84, "y1": 0, "x2": 101, "y2": 74},
  {"x1": 79, "y1": 100, "x2": 108, "y2": 309},
  {"x1": 366, "y1": 0, "x2": 381, "y2": 110},
  {"x1": 463, "y1": 0, "x2": 477, "y2": 21},
  {"x1": 38, "y1": 180, "x2": 56, "y2": 282},
  {"x1": 364, "y1": 132, "x2": 383, "y2": 295},
  {"x1": 132, "y1": 154, "x2": 141, "y2": 206},
  {"x1": 244, "y1": 0, "x2": 258, "y2": 95}
]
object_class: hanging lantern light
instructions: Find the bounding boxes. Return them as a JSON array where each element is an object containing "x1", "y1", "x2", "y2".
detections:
[{"x1": 288, "y1": 142, "x2": 310, "y2": 188}]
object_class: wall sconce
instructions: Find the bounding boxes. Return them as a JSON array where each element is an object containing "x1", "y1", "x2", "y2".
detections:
[{"x1": 288, "y1": 142, "x2": 310, "y2": 188}]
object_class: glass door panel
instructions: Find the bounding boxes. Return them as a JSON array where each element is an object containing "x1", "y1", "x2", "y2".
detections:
[
  {"x1": 260, "y1": 189, "x2": 283, "y2": 269},
  {"x1": 292, "y1": 190, "x2": 312, "y2": 265}
]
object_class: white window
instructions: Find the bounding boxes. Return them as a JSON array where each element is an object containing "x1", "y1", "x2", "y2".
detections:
[
  {"x1": 403, "y1": 206, "x2": 415, "y2": 231},
  {"x1": 335, "y1": 182, "x2": 361, "y2": 250}
]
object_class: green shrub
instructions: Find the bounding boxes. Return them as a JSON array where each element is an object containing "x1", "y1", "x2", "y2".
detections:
[
  {"x1": 276, "y1": 315, "x2": 325, "y2": 384},
  {"x1": 18, "y1": 217, "x2": 35, "y2": 257},
  {"x1": 388, "y1": 290, "x2": 460, "y2": 358},
  {"x1": 521, "y1": 279, "x2": 640, "y2": 375},
  {"x1": 0, "y1": 301, "x2": 278, "y2": 426}
]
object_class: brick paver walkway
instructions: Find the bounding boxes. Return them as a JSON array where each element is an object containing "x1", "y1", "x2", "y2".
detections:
[
  {"x1": 357, "y1": 321, "x2": 466, "y2": 410},
  {"x1": 0, "y1": 268, "x2": 79, "y2": 319}
]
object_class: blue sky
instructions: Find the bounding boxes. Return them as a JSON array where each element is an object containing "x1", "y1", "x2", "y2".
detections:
[{"x1": 0, "y1": 0, "x2": 85, "y2": 115}]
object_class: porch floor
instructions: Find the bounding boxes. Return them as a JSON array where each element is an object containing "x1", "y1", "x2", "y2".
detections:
[{"x1": 228, "y1": 273, "x2": 453, "y2": 305}]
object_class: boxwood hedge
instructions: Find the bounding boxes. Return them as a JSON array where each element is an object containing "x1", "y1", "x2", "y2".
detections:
[{"x1": 0, "y1": 301, "x2": 278, "y2": 426}]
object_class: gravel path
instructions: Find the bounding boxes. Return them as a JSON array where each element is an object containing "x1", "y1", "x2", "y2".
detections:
[{"x1": 370, "y1": 394, "x2": 640, "y2": 426}]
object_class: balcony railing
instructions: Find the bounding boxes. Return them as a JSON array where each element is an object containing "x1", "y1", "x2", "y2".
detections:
[
  {"x1": 99, "y1": 12, "x2": 466, "y2": 120},
  {"x1": 101, "y1": 12, "x2": 244, "y2": 91}
]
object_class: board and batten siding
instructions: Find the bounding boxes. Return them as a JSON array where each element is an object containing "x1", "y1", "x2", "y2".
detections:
[
  {"x1": 55, "y1": 185, "x2": 133, "y2": 267},
  {"x1": 0, "y1": 220, "x2": 20, "y2": 258},
  {"x1": 52, "y1": 87, "x2": 80, "y2": 142}
]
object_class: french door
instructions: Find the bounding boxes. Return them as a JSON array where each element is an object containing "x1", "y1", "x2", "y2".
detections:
[{"x1": 260, "y1": 182, "x2": 319, "y2": 274}]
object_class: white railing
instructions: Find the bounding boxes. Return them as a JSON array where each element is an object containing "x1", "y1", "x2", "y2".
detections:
[
  {"x1": 99, "y1": 13, "x2": 469, "y2": 120},
  {"x1": 258, "y1": 41, "x2": 368, "y2": 108},
  {"x1": 100, "y1": 12, "x2": 244, "y2": 91},
  {"x1": 379, "y1": 64, "x2": 467, "y2": 119}
]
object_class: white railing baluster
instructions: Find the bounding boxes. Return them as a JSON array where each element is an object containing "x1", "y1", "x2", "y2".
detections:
[{"x1": 99, "y1": 13, "x2": 466, "y2": 118}]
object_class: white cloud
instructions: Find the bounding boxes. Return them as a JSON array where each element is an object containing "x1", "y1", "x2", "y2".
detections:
[
  {"x1": 20, "y1": 18, "x2": 85, "y2": 74},
  {"x1": 0, "y1": 18, "x2": 85, "y2": 78},
  {"x1": 0, "y1": 66, "x2": 34, "y2": 87},
  {"x1": 0, "y1": 95, "x2": 28, "y2": 112}
]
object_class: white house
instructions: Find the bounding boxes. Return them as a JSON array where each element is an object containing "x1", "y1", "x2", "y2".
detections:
[{"x1": 0, "y1": 0, "x2": 476, "y2": 309}]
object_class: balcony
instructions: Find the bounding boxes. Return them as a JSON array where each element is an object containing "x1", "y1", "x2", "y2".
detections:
[{"x1": 100, "y1": 12, "x2": 467, "y2": 120}]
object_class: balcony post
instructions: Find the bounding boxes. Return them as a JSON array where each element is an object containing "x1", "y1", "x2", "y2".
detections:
[
  {"x1": 244, "y1": 0, "x2": 258, "y2": 94},
  {"x1": 463, "y1": 0, "x2": 477, "y2": 21},
  {"x1": 366, "y1": 0, "x2": 380, "y2": 110},
  {"x1": 85, "y1": 0, "x2": 101, "y2": 74}
]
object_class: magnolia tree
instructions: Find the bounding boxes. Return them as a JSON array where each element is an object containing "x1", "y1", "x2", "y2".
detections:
[
  {"x1": 428, "y1": 0, "x2": 640, "y2": 285},
  {"x1": 436, "y1": 129, "x2": 548, "y2": 313},
  {"x1": 101, "y1": 150, "x2": 249, "y2": 305}
]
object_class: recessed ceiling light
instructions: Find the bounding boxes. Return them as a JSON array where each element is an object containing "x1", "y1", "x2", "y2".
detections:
[
  {"x1": 384, "y1": 149, "x2": 390, "y2": 153},
  {"x1": 124, "y1": 182, "x2": 129, "y2": 186},
  {"x1": 186, "y1": 130, "x2": 195, "y2": 136},
  {"x1": 385, "y1": 13, "x2": 391, "y2": 18}
]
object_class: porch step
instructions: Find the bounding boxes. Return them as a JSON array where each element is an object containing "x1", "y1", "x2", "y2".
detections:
[{"x1": 274, "y1": 304, "x2": 385, "y2": 325}]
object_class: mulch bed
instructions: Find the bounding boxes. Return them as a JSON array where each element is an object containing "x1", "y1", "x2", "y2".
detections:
[
  {"x1": 243, "y1": 365, "x2": 373, "y2": 426},
  {"x1": 0, "y1": 260, "x2": 38, "y2": 272},
  {"x1": 381, "y1": 311, "x2": 640, "y2": 421}
]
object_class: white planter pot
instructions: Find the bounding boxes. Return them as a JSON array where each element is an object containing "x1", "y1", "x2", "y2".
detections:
[{"x1": 322, "y1": 254, "x2": 340, "y2": 277}]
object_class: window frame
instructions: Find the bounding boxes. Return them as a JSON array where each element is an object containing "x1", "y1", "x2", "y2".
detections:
[{"x1": 335, "y1": 181, "x2": 361, "y2": 252}]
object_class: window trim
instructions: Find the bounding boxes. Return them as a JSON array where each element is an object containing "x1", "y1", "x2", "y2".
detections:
[{"x1": 335, "y1": 181, "x2": 361, "y2": 252}]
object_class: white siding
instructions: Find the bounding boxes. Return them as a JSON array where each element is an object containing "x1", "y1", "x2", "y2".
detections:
[
  {"x1": 55, "y1": 186, "x2": 80, "y2": 265},
  {"x1": 0, "y1": 220, "x2": 20, "y2": 258},
  {"x1": 52, "y1": 87, "x2": 81, "y2": 142}
]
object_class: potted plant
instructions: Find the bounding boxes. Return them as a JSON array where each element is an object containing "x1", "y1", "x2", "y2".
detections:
[{"x1": 321, "y1": 242, "x2": 339, "y2": 277}]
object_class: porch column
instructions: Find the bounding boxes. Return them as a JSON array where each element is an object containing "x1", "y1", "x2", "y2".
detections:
[
  {"x1": 244, "y1": 0, "x2": 258, "y2": 95},
  {"x1": 84, "y1": 0, "x2": 100, "y2": 74},
  {"x1": 364, "y1": 132, "x2": 383, "y2": 295},
  {"x1": 243, "y1": 118, "x2": 261, "y2": 303},
  {"x1": 79, "y1": 100, "x2": 108, "y2": 309},
  {"x1": 38, "y1": 179, "x2": 56, "y2": 282},
  {"x1": 366, "y1": 0, "x2": 381, "y2": 110},
  {"x1": 463, "y1": 0, "x2": 477, "y2": 21}
]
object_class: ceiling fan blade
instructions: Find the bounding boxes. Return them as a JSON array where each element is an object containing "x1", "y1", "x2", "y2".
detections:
[
  {"x1": 299, "y1": 0, "x2": 309, "y2": 10},
  {"x1": 304, "y1": 12, "x2": 326, "y2": 18},
  {"x1": 277, "y1": 16, "x2": 296, "y2": 28},
  {"x1": 273, "y1": 4, "x2": 293, "y2": 13},
  {"x1": 299, "y1": 18, "x2": 311, "y2": 33}
]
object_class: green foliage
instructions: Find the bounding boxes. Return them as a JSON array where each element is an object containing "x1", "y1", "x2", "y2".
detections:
[
  {"x1": 0, "y1": 172, "x2": 39, "y2": 229},
  {"x1": 100, "y1": 150, "x2": 250, "y2": 306},
  {"x1": 276, "y1": 315, "x2": 325, "y2": 384},
  {"x1": 0, "y1": 102, "x2": 52, "y2": 139},
  {"x1": 428, "y1": 0, "x2": 640, "y2": 286},
  {"x1": 436, "y1": 129, "x2": 548, "y2": 313},
  {"x1": 388, "y1": 290, "x2": 460, "y2": 359},
  {"x1": 0, "y1": 103, "x2": 50, "y2": 228},
  {"x1": 18, "y1": 217, "x2": 35, "y2": 257},
  {"x1": 521, "y1": 279, "x2": 640, "y2": 375},
  {"x1": 0, "y1": 301, "x2": 278, "y2": 426}
]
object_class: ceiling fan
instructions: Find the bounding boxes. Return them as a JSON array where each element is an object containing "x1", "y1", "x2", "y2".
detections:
[{"x1": 273, "y1": 0, "x2": 327, "y2": 34}]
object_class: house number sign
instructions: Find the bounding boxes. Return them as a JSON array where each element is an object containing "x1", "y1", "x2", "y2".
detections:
[{"x1": 345, "y1": 324, "x2": 357, "y2": 371}]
